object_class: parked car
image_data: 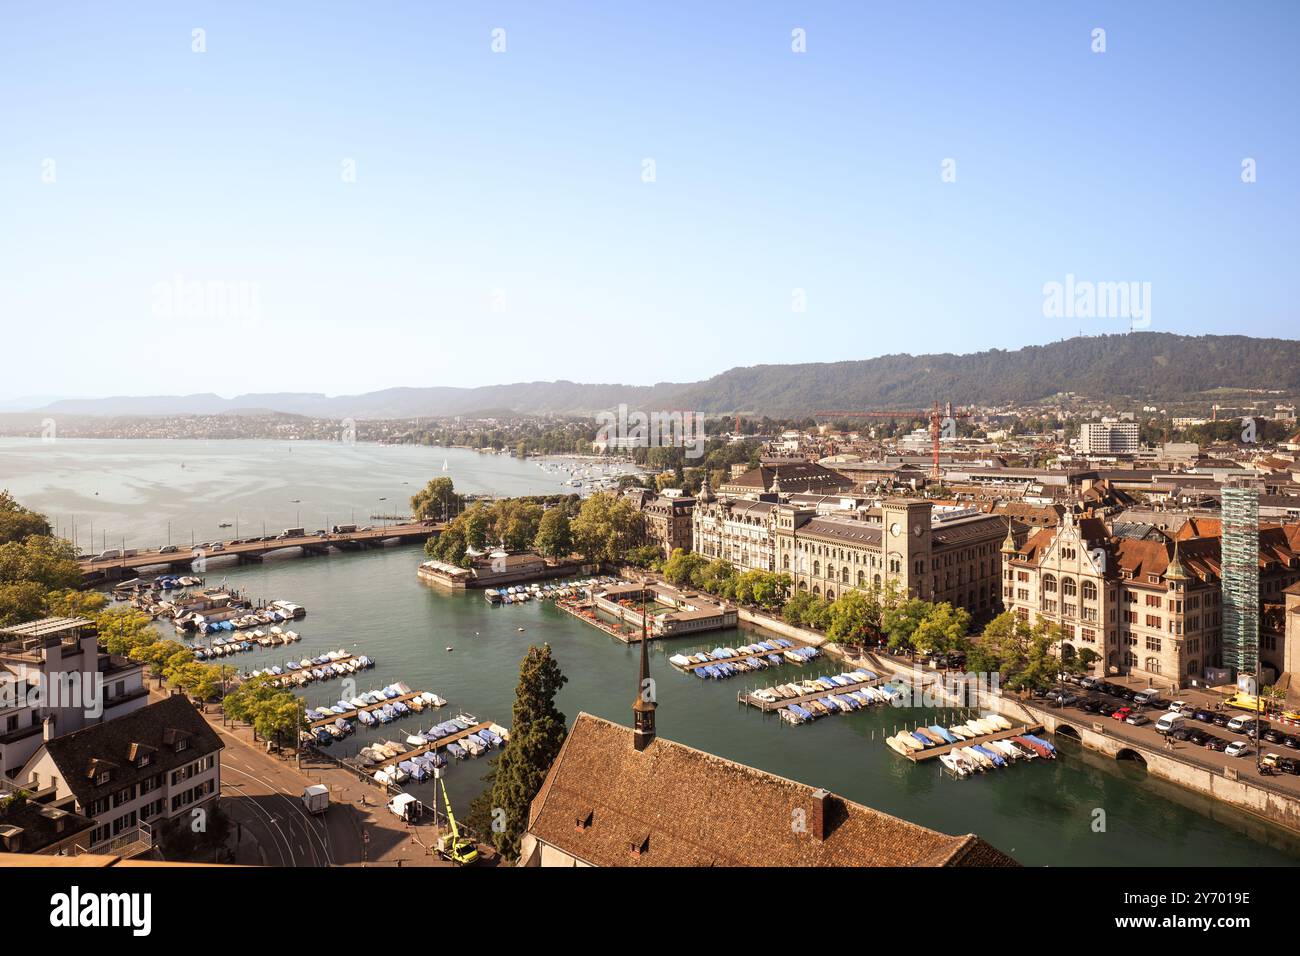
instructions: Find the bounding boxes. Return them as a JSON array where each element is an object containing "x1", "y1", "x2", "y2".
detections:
[
  {"x1": 1079, "y1": 676, "x2": 1102, "y2": 689},
  {"x1": 1263, "y1": 729, "x2": 1284, "y2": 744},
  {"x1": 1133, "y1": 689, "x2": 1161, "y2": 706},
  {"x1": 1212, "y1": 713, "x2": 1232, "y2": 728},
  {"x1": 1099, "y1": 701, "x2": 1119, "y2": 717},
  {"x1": 1171, "y1": 728, "x2": 1194, "y2": 742},
  {"x1": 210, "y1": 543, "x2": 225, "y2": 552},
  {"x1": 1283, "y1": 734, "x2": 1300, "y2": 750},
  {"x1": 1225, "y1": 740, "x2": 1252, "y2": 758},
  {"x1": 1193, "y1": 709, "x2": 1215, "y2": 724},
  {"x1": 1169, "y1": 700, "x2": 1190, "y2": 711},
  {"x1": 159, "y1": 545, "x2": 179, "y2": 554},
  {"x1": 1079, "y1": 699, "x2": 1103, "y2": 714},
  {"x1": 1188, "y1": 729, "x2": 1210, "y2": 746},
  {"x1": 1205, "y1": 736, "x2": 1229, "y2": 752},
  {"x1": 1126, "y1": 713, "x2": 1151, "y2": 726},
  {"x1": 1227, "y1": 714, "x2": 1264, "y2": 733},
  {"x1": 1112, "y1": 707, "x2": 1133, "y2": 721}
]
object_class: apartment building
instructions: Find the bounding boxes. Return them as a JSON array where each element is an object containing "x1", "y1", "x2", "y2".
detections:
[
  {"x1": 624, "y1": 488, "x2": 695, "y2": 559},
  {"x1": 0, "y1": 617, "x2": 148, "y2": 782},
  {"x1": 692, "y1": 485, "x2": 779, "y2": 572},
  {"x1": 19, "y1": 694, "x2": 223, "y2": 854},
  {"x1": 1079, "y1": 420, "x2": 1141, "y2": 456}
]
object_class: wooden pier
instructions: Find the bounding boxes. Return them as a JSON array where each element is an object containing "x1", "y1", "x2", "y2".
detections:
[
  {"x1": 347, "y1": 720, "x2": 497, "y2": 771},
  {"x1": 308, "y1": 690, "x2": 436, "y2": 728},
  {"x1": 676, "y1": 643, "x2": 817, "y2": 672},
  {"x1": 898, "y1": 724, "x2": 1045, "y2": 763},
  {"x1": 739, "y1": 676, "x2": 889, "y2": 713}
]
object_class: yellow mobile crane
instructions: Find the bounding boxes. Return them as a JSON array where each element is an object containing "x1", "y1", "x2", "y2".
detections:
[{"x1": 434, "y1": 768, "x2": 479, "y2": 865}]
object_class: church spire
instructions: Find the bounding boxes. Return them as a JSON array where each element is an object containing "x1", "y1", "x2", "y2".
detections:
[
  {"x1": 1000, "y1": 518, "x2": 1018, "y2": 555},
  {"x1": 632, "y1": 582, "x2": 657, "y2": 751},
  {"x1": 1165, "y1": 536, "x2": 1189, "y2": 582}
]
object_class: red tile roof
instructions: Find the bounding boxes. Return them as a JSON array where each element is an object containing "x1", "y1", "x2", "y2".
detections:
[{"x1": 526, "y1": 713, "x2": 1017, "y2": 867}]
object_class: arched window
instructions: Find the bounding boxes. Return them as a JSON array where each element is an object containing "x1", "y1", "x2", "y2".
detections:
[
  {"x1": 826, "y1": 589, "x2": 835, "y2": 601},
  {"x1": 826, "y1": 564, "x2": 835, "y2": 580},
  {"x1": 1082, "y1": 580, "x2": 1097, "y2": 601},
  {"x1": 1043, "y1": 574, "x2": 1057, "y2": 593},
  {"x1": 1146, "y1": 657, "x2": 1161, "y2": 674},
  {"x1": 812, "y1": 586, "x2": 820, "y2": 597},
  {"x1": 782, "y1": 554, "x2": 790, "y2": 570},
  {"x1": 813, "y1": 561, "x2": 821, "y2": 577},
  {"x1": 1062, "y1": 577, "x2": 1077, "y2": 597},
  {"x1": 873, "y1": 574, "x2": 882, "y2": 588},
  {"x1": 857, "y1": 570, "x2": 865, "y2": 586},
  {"x1": 841, "y1": 567, "x2": 849, "y2": 583}
]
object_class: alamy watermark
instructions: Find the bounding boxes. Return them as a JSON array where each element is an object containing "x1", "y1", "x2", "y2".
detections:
[
  {"x1": 1, "y1": 671, "x2": 104, "y2": 719},
  {"x1": 595, "y1": 404, "x2": 706, "y2": 459},
  {"x1": 1042, "y1": 274, "x2": 1151, "y2": 328}
]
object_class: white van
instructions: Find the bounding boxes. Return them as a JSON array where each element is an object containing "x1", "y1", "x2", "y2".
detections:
[
  {"x1": 1155, "y1": 713, "x2": 1185, "y2": 735},
  {"x1": 1227, "y1": 714, "x2": 1260, "y2": 733},
  {"x1": 1133, "y1": 688, "x2": 1161, "y2": 706}
]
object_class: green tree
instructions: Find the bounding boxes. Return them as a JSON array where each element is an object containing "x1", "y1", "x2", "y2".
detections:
[
  {"x1": 570, "y1": 492, "x2": 643, "y2": 563},
  {"x1": 488, "y1": 644, "x2": 569, "y2": 860},
  {"x1": 911, "y1": 602, "x2": 971, "y2": 659},
  {"x1": 534, "y1": 507, "x2": 573, "y2": 559},
  {"x1": 882, "y1": 598, "x2": 934, "y2": 655},
  {"x1": 826, "y1": 590, "x2": 874, "y2": 645},
  {"x1": 410, "y1": 477, "x2": 460, "y2": 521},
  {"x1": 0, "y1": 491, "x2": 52, "y2": 544},
  {"x1": 662, "y1": 548, "x2": 707, "y2": 587}
]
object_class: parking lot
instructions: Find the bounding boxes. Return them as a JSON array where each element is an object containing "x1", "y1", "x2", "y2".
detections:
[{"x1": 1035, "y1": 675, "x2": 1300, "y2": 787}]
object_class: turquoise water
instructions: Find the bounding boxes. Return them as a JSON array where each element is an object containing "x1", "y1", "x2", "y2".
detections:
[
  {"x1": 169, "y1": 543, "x2": 1300, "y2": 867},
  {"x1": 5, "y1": 437, "x2": 1299, "y2": 865}
]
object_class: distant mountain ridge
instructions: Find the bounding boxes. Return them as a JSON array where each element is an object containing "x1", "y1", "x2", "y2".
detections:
[{"x1": 34, "y1": 334, "x2": 1300, "y2": 419}]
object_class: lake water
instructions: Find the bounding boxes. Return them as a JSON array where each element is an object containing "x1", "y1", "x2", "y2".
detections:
[{"x1": 3, "y1": 438, "x2": 1299, "y2": 866}]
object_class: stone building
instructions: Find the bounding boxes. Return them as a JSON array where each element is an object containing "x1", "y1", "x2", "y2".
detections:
[
  {"x1": 1001, "y1": 513, "x2": 1300, "y2": 688},
  {"x1": 625, "y1": 489, "x2": 695, "y2": 559}
]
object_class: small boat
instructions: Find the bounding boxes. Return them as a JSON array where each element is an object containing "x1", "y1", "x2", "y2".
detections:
[
  {"x1": 984, "y1": 714, "x2": 1013, "y2": 731},
  {"x1": 961, "y1": 746, "x2": 993, "y2": 769},
  {"x1": 939, "y1": 752, "x2": 969, "y2": 777},
  {"x1": 886, "y1": 734, "x2": 914, "y2": 756},
  {"x1": 948, "y1": 725, "x2": 973, "y2": 740},
  {"x1": 916, "y1": 727, "x2": 946, "y2": 746},
  {"x1": 928, "y1": 725, "x2": 958, "y2": 744},
  {"x1": 893, "y1": 732, "x2": 924, "y2": 752}
]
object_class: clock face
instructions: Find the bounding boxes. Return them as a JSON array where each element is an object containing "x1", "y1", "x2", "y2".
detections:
[{"x1": 889, "y1": 522, "x2": 900, "y2": 537}]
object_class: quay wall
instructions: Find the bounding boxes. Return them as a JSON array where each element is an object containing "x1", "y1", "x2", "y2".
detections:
[{"x1": 723, "y1": 605, "x2": 1300, "y2": 837}]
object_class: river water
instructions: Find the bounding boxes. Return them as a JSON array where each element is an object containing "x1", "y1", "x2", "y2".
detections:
[{"x1": 2, "y1": 438, "x2": 1298, "y2": 866}]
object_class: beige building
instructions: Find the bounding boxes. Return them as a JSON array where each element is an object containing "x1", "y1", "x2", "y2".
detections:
[{"x1": 1002, "y1": 514, "x2": 1300, "y2": 688}]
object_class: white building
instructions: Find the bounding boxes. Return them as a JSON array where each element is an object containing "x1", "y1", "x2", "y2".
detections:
[
  {"x1": 1079, "y1": 420, "x2": 1140, "y2": 456},
  {"x1": 18, "y1": 694, "x2": 223, "y2": 854},
  {"x1": 1, "y1": 618, "x2": 147, "y2": 783}
]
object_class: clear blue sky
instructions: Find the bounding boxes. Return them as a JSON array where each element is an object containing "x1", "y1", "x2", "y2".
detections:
[{"x1": 1, "y1": 1, "x2": 1296, "y2": 401}]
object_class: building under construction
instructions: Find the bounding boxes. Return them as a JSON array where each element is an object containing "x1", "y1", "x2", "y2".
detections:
[{"x1": 1221, "y1": 479, "x2": 1261, "y2": 680}]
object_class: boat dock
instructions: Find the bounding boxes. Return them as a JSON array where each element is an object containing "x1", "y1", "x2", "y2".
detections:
[
  {"x1": 739, "y1": 675, "x2": 888, "y2": 712},
  {"x1": 347, "y1": 720, "x2": 495, "y2": 770},
  {"x1": 900, "y1": 724, "x2": 1044, "y2": 763},
  {"x1": 308, "y1": 690, "x2": 430, "y2": 729},
  {"x1": 676, "y1": 642, "x2": 815, "y2": 672}
]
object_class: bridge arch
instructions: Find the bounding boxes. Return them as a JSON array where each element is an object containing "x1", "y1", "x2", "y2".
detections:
[
  {"x1": 1054, "y1": 723, "x2": 1081, "y2": 740},
  {"x1": 1116, "y1": 747, "x2": 1147, "y2": 766}
]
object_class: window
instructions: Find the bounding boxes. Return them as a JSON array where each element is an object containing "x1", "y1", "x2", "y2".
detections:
[
  {"x1": 1062, "y1": 577, "x2": 1077, "y2": 598},
  {"x1": 1043, "y1": 574, "x2": 1057, "y2": 593},
  {"x1": 1082, "y1": 580, "x2": 1097, "y2": 601}
]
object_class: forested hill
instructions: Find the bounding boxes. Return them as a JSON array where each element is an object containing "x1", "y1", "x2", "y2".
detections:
[
  {"x1": 34, "y1": 334, "x2": 1300, "y2": 418},
  {"x1": 669, "y1": 334, "x2": 1300, "y2": 413}
]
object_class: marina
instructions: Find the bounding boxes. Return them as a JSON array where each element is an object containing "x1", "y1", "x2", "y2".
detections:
[
  {"x1": 15, "y1": 440, "x2": 1300, "y2": 866},
  {"x1": 883, "y1": 713, "x2": 1052, "y2": 772},
  {"x1": 669, "y1": 639, "x2": 818, "y2": 678},
  {"x1": 306, "y1": 686, "x2": 448, "y2": 728},
  {"x1": 347, "y1": 713, "x2": 512, "y2": 785},
  {"x1": 247, "y1": 649, "x2": 375, "y2": 687},
  {"x1": 738, "y1": 668, "x2": 896, "y2": 715}
]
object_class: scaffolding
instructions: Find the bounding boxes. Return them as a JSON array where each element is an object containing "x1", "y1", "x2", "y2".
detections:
[{"x1": 1221, "y1": 480, "x2": 1260, "y2": 677}]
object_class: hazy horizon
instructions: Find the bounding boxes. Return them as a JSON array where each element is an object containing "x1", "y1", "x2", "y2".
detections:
[{"x1": 3, "y1": 1, "x2": 1297, "y2": 402}]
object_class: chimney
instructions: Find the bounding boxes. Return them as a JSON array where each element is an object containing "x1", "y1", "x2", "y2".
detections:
[
  {"x1": 809, "y1": 788, "x2": 830, "y2": 841},
  {"x1": 42, "y1": 715, "x2": 56, "y2": 742},
  {"x1": 0, "y1": 826, "x2": 24, "y2": 853}
]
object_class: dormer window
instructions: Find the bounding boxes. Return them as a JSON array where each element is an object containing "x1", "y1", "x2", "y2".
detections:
[
  {"x1": 629, "y1": 832, "x2": 650, "y2": 858},
  {"x1": 95, "y1": 770, "x2": 111, "y2": 785},
  {"x1": 174, "y1": 737, "x2": 188, "y2": 753},
  {"x1": 575, "y1": 809, "x2": 593, "y2": 832},
  {"x1": 138, "y1": 753, "x2": 152, "y2": 768}
]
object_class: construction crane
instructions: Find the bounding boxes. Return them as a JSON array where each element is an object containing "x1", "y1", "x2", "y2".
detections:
[
  {"x1": 814, "y1": 402, "x2": 970, "y2": 482},
  {"x1": 433, "y1": 767, "x2": 479, "y2": 865}
]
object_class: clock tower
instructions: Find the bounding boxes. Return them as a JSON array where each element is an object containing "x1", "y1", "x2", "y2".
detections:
[{"x1": 880, "y1": 498, "x2": 932, "y2": 600}]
